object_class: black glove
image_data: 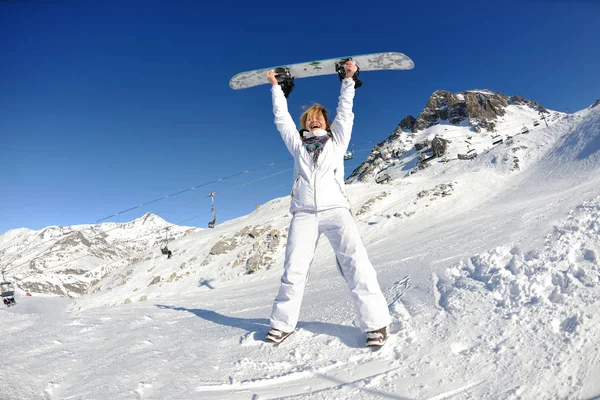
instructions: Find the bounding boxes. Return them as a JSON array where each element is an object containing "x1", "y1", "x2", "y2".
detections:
[
  {"x1": 336, "y1": 59, "x2": 362, "y2": 88},
  {"x1": 275, "y1": 67, "x2": 295, "y2": 98}
]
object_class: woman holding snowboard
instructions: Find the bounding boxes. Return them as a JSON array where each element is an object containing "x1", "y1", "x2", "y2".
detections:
[{"x1": 265, "y1": 60, "x2": 390, "y2": 348}]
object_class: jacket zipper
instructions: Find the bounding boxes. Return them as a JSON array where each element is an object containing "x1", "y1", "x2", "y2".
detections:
[
  {"x1": 313, "y1": 169, "x2": 318, "y2": 209},
  {"x1": 291, "y1": 175, "x2": 300, "y2": 197},
  {"x1": 335, "y1": 177, "x2": 350, "y2": 203}
]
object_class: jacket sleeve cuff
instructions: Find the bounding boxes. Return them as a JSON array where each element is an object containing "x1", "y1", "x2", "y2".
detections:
[{"x1": 342, "y1": 78, "x2": 355, "y2": 88}]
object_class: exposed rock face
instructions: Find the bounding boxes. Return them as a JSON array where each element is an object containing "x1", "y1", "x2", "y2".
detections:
[
  {"x1": 356, "y1": 192, "x2": 390, "y2": 216},
  {"x1": 203, "y1": 225, "x2": 285, "y2": 274},
  {"x1": 509, "y1": 95, "x2": 548, "y2": 113},
  {"x1": 347, "y1": 89, "x2": 549, "y2": 184},
  {"x1": 590, "y1": 99, "x2": 600, "y2": 109},
  {"x1": 399, "y1": 115, "x2": 416, "y2": 132},
  {"x1": 0, "y1": 213, "x2": 200, "y2": 298},
  {"x1": 413, "y1": 90, "x2": 510, "y2": 132},
  {"x1": 346, "y1": 124, "x2": 413, "y2": 183},
  {"x1": 431, "y1": 137, "x2": 449, "y2": 157},
  {"x1": 209, "y1": 239, "x2": 236, "y2": 256}
]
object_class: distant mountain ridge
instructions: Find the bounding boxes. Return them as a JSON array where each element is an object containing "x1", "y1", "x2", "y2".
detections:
[
  {"x1": 347, "y1": 89, "x2": 559, "y2": 183},
  {"x1": 401, "y1": 89, "x2": 548, "y2": 133},
  {"x1": 0, "y1": 213, "x2": 198, "y2": 297},
  {"x1": 2, "y1": 94, "x2": 597, "y2": 303}
]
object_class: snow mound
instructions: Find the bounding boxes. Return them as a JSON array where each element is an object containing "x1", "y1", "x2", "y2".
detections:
[{"x1": 445, "y1": 196, "x2": 600, "y2": 337}]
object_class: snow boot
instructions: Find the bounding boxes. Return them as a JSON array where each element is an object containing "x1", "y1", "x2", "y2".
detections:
[
  {"x1": 366, "y1": 326, "x2": 388, "y2": 348},
  {"x1": 265, "y1": 328, "x2": 293, "y2": 344}
]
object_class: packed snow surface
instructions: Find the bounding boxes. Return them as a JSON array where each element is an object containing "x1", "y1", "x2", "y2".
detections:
[{"x1": 1, "y1": 104, "x2": 599, "y2": 399}]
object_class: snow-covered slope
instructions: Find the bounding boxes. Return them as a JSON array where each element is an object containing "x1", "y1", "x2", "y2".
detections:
[
  {"x1": 347, "y1": 89, "x2": 562, "y2": 184},
  {"x1": 0, "y1": 213, "x2": 198, "y2": 297},
  {"x1": 1, "y1": 100, "x2": 599, "y2": 400}
]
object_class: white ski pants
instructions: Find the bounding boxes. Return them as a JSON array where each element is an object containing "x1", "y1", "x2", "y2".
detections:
[{"x1": 270, "y1": 208, "x2": 391, "y2": 333}]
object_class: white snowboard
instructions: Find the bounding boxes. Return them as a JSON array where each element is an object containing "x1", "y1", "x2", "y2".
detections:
[{"x1": 229, "y1": 51, "x2": 414, "y2": 90}]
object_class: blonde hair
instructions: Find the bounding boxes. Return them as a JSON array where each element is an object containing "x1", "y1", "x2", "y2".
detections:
[{"x1": 300, "y1": 103, "x2": 331, "y2": 131}]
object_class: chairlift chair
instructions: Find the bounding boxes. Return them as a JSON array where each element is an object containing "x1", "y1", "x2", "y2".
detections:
[
  {"x1": 533, "y1": 119, "x2": 540, "y2": 126},
  {"x1": 208, "y1": 192, "x2": 217, "y2": 228},
  {"x1": 1, "y1": 282, "x2": 16, "y2": 307},
  {"x1": 375, "y1": 173, "x2": 391, "y2": 184},
  {"x1": 343, "y1": 150, "x2": 354, "y2": 161},
  {"x1": 160, "y1": 228, "x2": 169, "y2": 254},
  {"x1": 521, "y1": 125, "x2": 530, "y2": 134},
  {"x1": 1, "y1": 282, "x2": 15, "y2": 298},
  {"x1": 505, "y1": 136, "x2": 514, "y2": 146},
  {"x1": 458, "y1": 146, "x2": 477, "y2": 160},
  {"x1": 492, "y1": 135, "x2": 503, "y2": 146}
]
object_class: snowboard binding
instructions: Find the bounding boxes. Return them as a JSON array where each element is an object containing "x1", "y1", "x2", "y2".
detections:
[
  {"x1": 275, "y1": 67, "x2": 295, "y2": 98},
  {"x1": 336, "y1": 58, "x2": 362, "y2": 88}
]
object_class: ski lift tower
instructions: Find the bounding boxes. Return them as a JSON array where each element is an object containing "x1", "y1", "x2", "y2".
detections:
[{"x1": 539, "y1": 111, "x2": 549, "y2": 127}]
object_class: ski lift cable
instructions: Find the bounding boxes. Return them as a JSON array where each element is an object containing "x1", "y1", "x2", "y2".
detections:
[
  {"x1": 17, "y1": 181, "x2": 292, "y2": 276},
  {"x1": 3, "y1": 117, "x2": 551, "y2": 271},
  {"x1": 95, "y1": 157, "x2": 293, "y2": 223},
  {"x1": 176, "y1": 182, "x2": 290, "y2": 225},
  {"x1": 2, "y1": 167, "x2": 293, "y2": 274},
  {"x1": 150, "y1": 168, "x2": 292, "y2": 218},
  {"x1": 216, "y1": 168, "x2": 293, "y2": 195}
]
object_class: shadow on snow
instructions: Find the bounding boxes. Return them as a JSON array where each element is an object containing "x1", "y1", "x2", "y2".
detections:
[{"x1": 155, "y1": 304, "x2": 365, "y2": 348}]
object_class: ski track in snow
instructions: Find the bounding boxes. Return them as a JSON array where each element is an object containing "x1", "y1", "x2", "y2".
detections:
[{"x1": 1, "y1": 106, "x2": 600, "y2": 399}]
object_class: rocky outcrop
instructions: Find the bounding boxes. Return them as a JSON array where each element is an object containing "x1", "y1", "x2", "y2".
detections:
[
  {"x1": 0, "y1": 213, "x2": 199, "y2": 298},
  {"x1": 399, "y1": 115, "x2": 416, "y2": 132},
  {"x1": 413, "y1": 90, "x2": 510, "y2": 132},
  {"x1": 356, "y1": 192, "x2": 391, "y2": 216},
  {"x1": 509, "y1": 95, "x2": 548, "y2": 113},
  {"x1": 347, "y1": 89, "x2": 548, "y2": 183},
  {"x1": 346, "y1": 125, "x2": 414, "y2": 183},
  {"x1": 202, "y1": 225, "x2": 285, "y2": 274},
  {"x1": 233, "y1": 229, "x2": 282, "y2": 274}
]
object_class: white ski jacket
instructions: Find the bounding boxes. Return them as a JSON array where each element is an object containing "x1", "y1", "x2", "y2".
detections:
[{"x1": 271, "y1": 78, "x2": 355, "y2": 213}]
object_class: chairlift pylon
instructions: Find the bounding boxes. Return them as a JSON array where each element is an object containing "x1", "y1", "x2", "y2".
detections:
[{"x1": 208, "y1": 192, "x2": 217, "y2": 229}]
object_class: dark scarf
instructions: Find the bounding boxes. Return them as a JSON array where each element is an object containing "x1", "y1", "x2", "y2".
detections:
[{"x1": 302, "y1": 134, "x2": 330, "y2": 164}]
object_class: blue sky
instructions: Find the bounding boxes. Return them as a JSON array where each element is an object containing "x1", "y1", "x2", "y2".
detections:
[{"x1": 1, "y1": 0, "x2": 598, "y2": 234}]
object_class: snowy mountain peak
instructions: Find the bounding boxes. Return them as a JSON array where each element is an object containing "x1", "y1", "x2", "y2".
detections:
[
  {"x1": 347, "y1": 89, "x2": 559, "y2": 183},
  {"x1": 0, "y1": 215, "x2": 200, "y2": 298},
  {"x1": 401, "y1": 89, "x2": 548, "y2": 133}
]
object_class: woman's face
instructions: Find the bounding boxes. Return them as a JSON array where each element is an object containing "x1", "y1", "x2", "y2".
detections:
[{"x1": 306, "y1": 113, "x2": 327, "y2": 133}]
